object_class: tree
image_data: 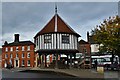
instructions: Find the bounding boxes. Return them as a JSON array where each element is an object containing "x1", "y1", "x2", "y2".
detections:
[{"x1": 91, "y1": 15, "x2": 120, "y2": 64}]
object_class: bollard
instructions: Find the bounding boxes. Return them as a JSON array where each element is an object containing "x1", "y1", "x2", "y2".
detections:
[{"x1": 97, "y1": 66, "x2": 104, "y2": 73}]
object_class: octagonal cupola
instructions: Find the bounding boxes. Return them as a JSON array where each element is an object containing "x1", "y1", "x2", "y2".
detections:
[{"x1": 34, "y1": 5, "x2": 80, "y2": 53}]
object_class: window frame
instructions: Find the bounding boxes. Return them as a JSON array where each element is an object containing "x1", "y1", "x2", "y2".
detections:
[
  {"x1": 27, "y1": 52, "x2": 30, "y2": 58},
  {"x1": 27, "y1": 46, "x2": 30, "y2": 51},
  {"x1": 16, "y1": 53, "x2": 18, "y2": 58},
  {"x1": 5, "y1": 54, "x2": 8, "y2": 58},
  {"x1": 5, "y1": 47, "x2": 8, "y2": 52},
  {"x1": 44, "y1": 34, "x2": 52, "y2": 43},
  {"x1": 62, "y1": 35, "x2": 70, "y2": 44},
  {"x1": 22, "y1": 53, "x2": 25, "y2": 58},
  {"x1": 10, "y1": 53, "x2": 12, "y2": 58},
  {"x1": 22, "y1": 46, "x2": 24, "y2": 51},
  {"x1": 16, "y1": 47, "x2": 19, "y2": 51},
  {"x1": 27, "y1": 60, "x2": 30, "y2": 66},
  {"x1": 22, "y1": 60, "x2": 25, "y2": 66},
  {"x1": 10, "y1": 47, "x2": 13, "y2": 52}
]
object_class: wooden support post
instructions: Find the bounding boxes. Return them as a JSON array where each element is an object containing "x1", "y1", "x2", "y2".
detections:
[
  {"x1": 45, "y1": 54, "x2": 47, "y2": 67},
  {"x1": 67, "y1": 54, "x2": 69, "y2": 66},
  {"x1": 70, "y1": 54, "x2": 72, "y2": 69},
  {"x1": 55, "y1": 53, "x2": 58, "y2": 69}
]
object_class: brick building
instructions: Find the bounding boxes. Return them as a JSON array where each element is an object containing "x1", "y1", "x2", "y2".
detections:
[
  {"x1": 78, "y1": 39, "x2": 91, "y2": 68},
  {"x1": 2, "y1": 34, "x2": 35, "y2": 68}
]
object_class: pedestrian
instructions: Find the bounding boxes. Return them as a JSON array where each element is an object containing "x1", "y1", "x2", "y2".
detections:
[{"x1": 94, "y1": 60, "x2": 98, "y2": 69}]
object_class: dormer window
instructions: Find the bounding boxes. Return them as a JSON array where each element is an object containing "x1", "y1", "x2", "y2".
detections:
[
  {"x1": 62, "y1": 35, "x2": 69, "y2": 44},
  {"x1": 44, "y1": 34, "x2": 52, "y2": 43}
]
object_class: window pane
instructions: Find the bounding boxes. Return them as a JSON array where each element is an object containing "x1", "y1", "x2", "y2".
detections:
[
  {"x1": 16, "y1": 47, "x2": 19, "y2": 51},
  {"x1": 16, "y1": 53, "x2": 18, "y2": 58},
  {"x1": 22, "y1": 46, "x2": 24, "y2": 51},
  {"x1": 27, "y1": 60, "x2": 30, "y2": 66},
  {"x1": 27, "y1": 53, "x2": 30, "y2": 58},
  {"x1": 10, "y1": 47, "x2": 13, "y2": 51},
  {"x1": 5, "y1": 48, "x2": 8, "y2": 52},
  {"x1": 22, "y1": 53, "x2": 24, "y2": 58},
  {"x1": 10, "y1": 54, "x2": 12, "y2": 58},
  {"x1": 62, "y1": 35, "x2": 69, "y2": 44},
  {"x1": 22, "y1": 60, "x2": 24, "y2": 66},
  {"x1": 5, "y1": 54, "x2": 8, "y2": 58},
  {"x1": 44, "y1": 34, "x2": 52, "y2": 43},
  {"x1": 27, "y1": 46, "x2": 30, "y2": 51}
]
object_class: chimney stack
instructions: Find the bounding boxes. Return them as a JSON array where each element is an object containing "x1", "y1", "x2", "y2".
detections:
[
  {"x1": 87, "y1": 31, "x2": 89, "y2": 42},
  {"x1": 4, "y1": 41, "x2": 8, "y2": 45},
  {"x1": 14, "y1": 34, "x2": 19, "y2": 42}
]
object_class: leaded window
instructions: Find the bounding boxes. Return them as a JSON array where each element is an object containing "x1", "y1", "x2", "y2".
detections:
[
  {"x1": 44, "y1": 34, "x2": 52, "y2": 43},
  {"x1": 62, "y1": 35, "x2": 69, "y2": 44}
]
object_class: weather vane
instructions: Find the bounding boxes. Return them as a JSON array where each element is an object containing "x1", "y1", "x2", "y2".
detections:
[{"x1": 55, "y1": 2, "x2": 57, "y2": 14}]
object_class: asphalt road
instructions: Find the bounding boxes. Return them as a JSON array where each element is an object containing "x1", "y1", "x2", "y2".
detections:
[
  {"x1": 1, "y1": 69, "x2": 80, "y2": 80},
  {"x1": 2, "y1": 69, "x2": 118, "y2": 80}
]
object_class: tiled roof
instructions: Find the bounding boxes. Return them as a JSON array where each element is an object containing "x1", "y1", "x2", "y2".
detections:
[
  {"x1": 79, "y1": 40, "x2": 89, "y2": 44},
  {"x1": 2, "y1": 41, "x2": 35, "y2": 47},
  {"x1": 34, "y1": 14, "x2": 80, "y2": 38}
]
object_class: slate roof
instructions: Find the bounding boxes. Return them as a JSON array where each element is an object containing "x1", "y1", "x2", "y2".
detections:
[
  {"x1": 2, "y1": 41, "x2": 35, "y2": 47},
  {"x1": 34, "y1": 14, "x2": 80, "y2": 38}
]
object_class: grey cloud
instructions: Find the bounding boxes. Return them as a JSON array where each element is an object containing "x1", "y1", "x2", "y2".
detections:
[{"x1": 2, "y1": 2, "x2": 118, "y2": 46}]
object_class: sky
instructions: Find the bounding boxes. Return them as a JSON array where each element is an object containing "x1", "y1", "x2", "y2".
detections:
[{"x1": 1, "y1": 1, "x2": 119, "y2": 48}]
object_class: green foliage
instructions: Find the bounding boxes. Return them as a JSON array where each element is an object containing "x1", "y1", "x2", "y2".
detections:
[{"x1": 91, "y1": 15, "x2": 120, "y2": 56}]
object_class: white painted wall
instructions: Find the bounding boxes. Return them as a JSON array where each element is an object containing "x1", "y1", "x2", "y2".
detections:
[
  {"x1": 91, "y1": 44, "x2": 99, "y2": 53},
  {"x1": 35, "y1": 33, "x2": 78, "y2": 51}
]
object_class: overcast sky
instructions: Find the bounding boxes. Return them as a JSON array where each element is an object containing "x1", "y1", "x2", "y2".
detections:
[{"x1": 1, "y1": 1, "x2": 119, "y2": 47}]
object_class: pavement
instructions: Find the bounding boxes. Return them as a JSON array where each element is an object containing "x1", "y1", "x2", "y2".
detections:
[
  {"x1": 31, "y1": 67, "x2": 120, "y2": 79},
  {"x1": 31, "y1": 67, "x2": 104, "y2": 78}
]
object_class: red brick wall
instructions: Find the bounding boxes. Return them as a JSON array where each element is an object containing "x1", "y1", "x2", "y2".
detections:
[
  {"x1": 2, "y1": 45, "x2": 35, "y2": 68},
  {"x1": 78, "y1": 44, "x2": 91, "y2": 55}
]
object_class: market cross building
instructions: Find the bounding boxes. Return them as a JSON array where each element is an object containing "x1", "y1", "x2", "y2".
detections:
[{"x1": 34, "y1": 6, "x2": 80, "y2": 68}]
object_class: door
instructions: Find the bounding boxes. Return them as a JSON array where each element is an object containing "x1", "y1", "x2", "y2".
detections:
[
  {"x1": 14, "y1": 59, "x2": 19, "y2": 67},
  {"x1": 16, "y1": 60, "x2": 18, "y2": 67}
]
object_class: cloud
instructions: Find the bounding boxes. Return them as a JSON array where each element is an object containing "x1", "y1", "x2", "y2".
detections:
[{"x1": 2, "y1": 2, "x2": 118, "y2": 46}]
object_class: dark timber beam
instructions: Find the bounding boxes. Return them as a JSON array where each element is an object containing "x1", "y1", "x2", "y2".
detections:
[{"x1": 45, "y1": 54, "x2": 47, "y2": 67}]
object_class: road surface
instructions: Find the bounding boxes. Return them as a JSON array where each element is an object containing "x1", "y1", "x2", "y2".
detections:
[{"x1": 2, "y1": 69, "x2": 79, "y2": 80}]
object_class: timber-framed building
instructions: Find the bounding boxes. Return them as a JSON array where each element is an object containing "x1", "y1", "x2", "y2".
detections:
[{"x1": 34, "y1": 6, "x2": 80, "y2": 68}]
